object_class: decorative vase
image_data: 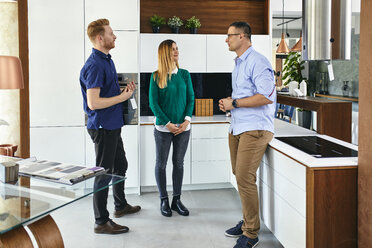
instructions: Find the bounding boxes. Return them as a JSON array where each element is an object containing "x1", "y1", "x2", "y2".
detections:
[
  {"x1": 171, "y1": 27, "x2": 179, "y2": 33},
  {"x1": 189, "y1": 28, "x2": 198, "y2": 34},
  {"x1": 152, "y1": 26, "x2": 160, "y2": 33}
]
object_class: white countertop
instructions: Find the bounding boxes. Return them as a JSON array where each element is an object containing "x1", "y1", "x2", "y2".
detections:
[
  {"x1": 271, "y1": 119, "x2": 358, "y2": 168},
  {"x1": 140, "y1": 115, "x2": 358, "y2": 168},
  {"x1": 140, "y1": 115, "x2": 230, "y2": 125}
]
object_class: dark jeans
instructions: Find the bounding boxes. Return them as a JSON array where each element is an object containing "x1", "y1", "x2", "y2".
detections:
[
  {"x1": 88, "y1": 128, "x2": 128, "y2": 225},
  {"x1": 154, "y1": 128, "x2": 190, "y2": 199}
]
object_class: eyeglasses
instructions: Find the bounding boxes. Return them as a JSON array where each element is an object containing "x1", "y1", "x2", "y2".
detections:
[{"x1": 226, "y1": 33, "x2": 241, "y2": 39}]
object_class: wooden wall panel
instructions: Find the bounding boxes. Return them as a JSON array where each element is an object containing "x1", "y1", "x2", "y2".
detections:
[
  {"x1": 140, "y1": 0, "x2": 269, "y2": 34},
  {"x1": 359, "y1": 0, "x2": 372, "y2": 247},
  {"x1": 18, "y1": 0, "x2": 30, "y2": 159}
]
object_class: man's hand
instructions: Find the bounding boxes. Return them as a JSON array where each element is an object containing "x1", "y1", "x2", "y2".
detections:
[
  {"x1": 219, "y1": 97, "x2": 232, "y2": 112},
  {"x1": 174, "y1": 120, "x2": 190, "y2": 136},
  {"x1": 119, "y1": 81, "x2": 136, "y2": 102},
  {"x1": 166, "y1": 123, "x2": 179, "y2": 134}
]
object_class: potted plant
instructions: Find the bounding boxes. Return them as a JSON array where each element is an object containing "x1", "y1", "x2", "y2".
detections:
[
  {"x1": 168, "y1": 16, "x2": 183, "y2": 33},
  {"x1": 282, "y1": 51, "x2": 306, "y2": 86},
  {"x1": 149, "y1": 15, "x2": 166, "y2": 33},
  {"x1": 281, "y1": 51, "x2": 311, "y2": 128},
  {"x1": 185, "y1": 16, "x2": 201, "y2": 34}
]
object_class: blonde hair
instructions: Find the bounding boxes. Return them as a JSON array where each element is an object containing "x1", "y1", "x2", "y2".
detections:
[
  {"x1": 87, "y1": 19, "x2": 110, "y2": 43},
  {"x1": 153, "y1": 39, "x2": 179, "y2": 89}
]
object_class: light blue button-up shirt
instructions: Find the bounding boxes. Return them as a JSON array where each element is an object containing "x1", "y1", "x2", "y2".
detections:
[{"x1": 230, "y1": 46, "x2": 276, "y2": 135}]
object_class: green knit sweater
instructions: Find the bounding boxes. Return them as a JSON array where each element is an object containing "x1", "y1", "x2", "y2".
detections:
[{"x1": 149, "y1": 69, "x2": 195, "y2": 125}]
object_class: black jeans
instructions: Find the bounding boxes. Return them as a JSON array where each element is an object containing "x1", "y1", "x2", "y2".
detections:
[
  {"x1": 88, "y1": 128, "x2": 128, "y2": 225},
  {"x1": 154, "y1": 128, "x2": 190, "y2": 199}
]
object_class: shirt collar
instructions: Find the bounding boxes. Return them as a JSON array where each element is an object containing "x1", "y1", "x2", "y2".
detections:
[
  {"x1": 234, "y1": 46, "x2": 254, "y2": 62},
  {"x1": 172, "y1": 67, "x2": 178, "y2": 74},
  {"x1": 92, "y1": 48, "x2": 111, "y2": 60}
]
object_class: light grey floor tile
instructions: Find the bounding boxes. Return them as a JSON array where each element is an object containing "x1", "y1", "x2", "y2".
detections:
[{"x1": 51, "y1": 188, "x2": 284, "y2": 248}]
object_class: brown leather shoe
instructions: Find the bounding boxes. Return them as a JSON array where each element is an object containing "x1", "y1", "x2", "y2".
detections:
[
  {"x1": 114, "y1": 204, "x2": 141, "y2": 218},
  {"x1": 94, "y1": 220, "x2": 129, "y2": 234}
]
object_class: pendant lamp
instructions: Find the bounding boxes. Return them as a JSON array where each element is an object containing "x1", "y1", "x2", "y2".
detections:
[
  {"x1": 276, "y1": 0, "x2": 290, "y2": 54},
  {"x1": 291, "y1": 31, "x2": 302, "y2": 52}
]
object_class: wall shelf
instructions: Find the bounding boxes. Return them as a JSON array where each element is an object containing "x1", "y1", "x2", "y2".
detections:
[{"x1": 315, "y1": 93, "x2": 359, "y2": 102}]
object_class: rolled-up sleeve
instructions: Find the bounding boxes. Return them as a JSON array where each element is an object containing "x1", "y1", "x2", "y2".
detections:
[{"x1": 252, "y1": 58, "x2": 275, "y2": 102}]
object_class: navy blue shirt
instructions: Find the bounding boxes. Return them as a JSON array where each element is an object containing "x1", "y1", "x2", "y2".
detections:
[{"x1": 80, "y1": 48, "x2": 124, "y2": 130}]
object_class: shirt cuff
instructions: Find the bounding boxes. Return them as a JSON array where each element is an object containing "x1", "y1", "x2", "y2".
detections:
[{"x1": 184, "y1": 116, "x2": 192, "y2": 122}]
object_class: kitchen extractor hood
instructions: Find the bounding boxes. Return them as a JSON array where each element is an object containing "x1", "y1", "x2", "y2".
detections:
[{"x1": 302, "y1": 0, "x2": 351, "y2": 60}]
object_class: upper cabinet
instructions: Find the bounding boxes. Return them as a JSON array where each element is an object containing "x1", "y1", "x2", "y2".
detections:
[
  {"x1": 85, "y1": 0, "x2": 139, "y2": 31},
  {"x1": 140, "y1": 34, "x2": 206, "y2": 73},
  {"x1": 85, "y1": 31, "x2": 138, "y2": 73},
  {"x1": 28, "y1": 0, "x2": 85, "y2": 127},
  {"x1": 140, "y1": 0, "x2": 269, "y2": 34},
  {"x1": 141, "y1": 34, "x2": 271, "y2": 73}
]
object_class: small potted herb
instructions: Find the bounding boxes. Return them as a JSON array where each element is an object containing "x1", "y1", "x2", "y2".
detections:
[
  {"x1": 185, "y1": 16, "x2": 201, "y2": 34},
  {"x1": 167, "y1": 16, "x2": 183, "y2": 33},
  {"x1": 149, "y1": 15, "x2": 166, "y2": 33}
]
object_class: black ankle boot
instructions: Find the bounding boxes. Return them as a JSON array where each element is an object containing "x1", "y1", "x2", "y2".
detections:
[
  {"x1": 160, "y1": 198, "x2": 172, "y2": 217},
  {"x1": 171, "y1": 195, "x2": 189, "y2": 216}
]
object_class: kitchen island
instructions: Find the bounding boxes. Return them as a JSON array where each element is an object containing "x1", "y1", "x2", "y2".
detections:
[{"x1": 260, "y1": 119, "x2": 357, "y2": 248}]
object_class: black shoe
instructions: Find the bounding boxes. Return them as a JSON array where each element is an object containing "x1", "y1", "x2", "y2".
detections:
[
  {"x1": 225, "y1": 220, "x2": 243, "y2": 238},
  {"x1": 160, "y1": 197, "x2": 172, "y2": 217},
  {"x1": 171, "y1": 195, "x2": 189, "y2": 216}
]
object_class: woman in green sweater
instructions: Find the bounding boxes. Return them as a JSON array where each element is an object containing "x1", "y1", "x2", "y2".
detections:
[{"x1": 149, "y1": 39, "x2": 195, "y2": 217}]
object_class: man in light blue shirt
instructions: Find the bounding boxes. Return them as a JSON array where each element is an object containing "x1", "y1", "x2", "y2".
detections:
[{"x1": 219, "y1": 21, "x2": 276, "y2": 248}]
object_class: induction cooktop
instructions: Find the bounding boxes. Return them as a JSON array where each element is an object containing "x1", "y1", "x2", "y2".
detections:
[{"x1": 276, "y1": 136, "x2": 358, "y2": 158}]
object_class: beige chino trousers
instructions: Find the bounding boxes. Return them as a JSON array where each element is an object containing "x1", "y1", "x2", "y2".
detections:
[{"x1": 229, "y1": 130, "x2": 273, "y2": 239}]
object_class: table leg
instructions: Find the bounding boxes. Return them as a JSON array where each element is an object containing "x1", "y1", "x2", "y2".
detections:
[
  {"x1": 28, "y1": 214, "x2": 64, "y2": 248},
  {"x1": 0, "y1": 226, "x2": 33, "y2": 248}
]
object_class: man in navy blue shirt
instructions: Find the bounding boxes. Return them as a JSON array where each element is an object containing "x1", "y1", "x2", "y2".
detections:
[{"x1": 80, "y1": 19, "x2": 140, "y2": 235}]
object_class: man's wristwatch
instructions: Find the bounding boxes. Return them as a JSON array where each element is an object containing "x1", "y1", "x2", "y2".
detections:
[{"x1": 232, "y1": 99, "x2": 239, "y2": 108}]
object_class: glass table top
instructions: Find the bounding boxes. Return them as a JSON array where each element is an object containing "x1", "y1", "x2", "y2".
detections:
[{"x1": 0, "y1": 174, "x2": 125, "y2": 234}]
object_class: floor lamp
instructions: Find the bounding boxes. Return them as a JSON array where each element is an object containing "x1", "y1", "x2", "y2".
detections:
[{"x1": 0, "y1": 55, "x2": 24, "y2": 156}]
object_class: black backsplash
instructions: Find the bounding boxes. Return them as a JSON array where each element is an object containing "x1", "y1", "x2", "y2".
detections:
[{"x1": 140, "y1": 73, "x2": 232, "y2": 116}]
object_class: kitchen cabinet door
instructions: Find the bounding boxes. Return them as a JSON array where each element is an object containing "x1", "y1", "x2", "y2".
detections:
[
  {"x1": 140, "y1": 34, "x2": 207, "y2": 73},
  {"x1": 28, "y1": 0, "x2": 85, "y2": 127},
  {"x1": 85, "y1": 0, "x2": 139, "y2": 31},
  {"x1": 85, "y1": 31, "x2": 138, "y2": 73},
  {"x1": 251, "y1": 35, "x2": 272, "y2": 63},
  {"x1": 191, "y1": 124, "x2": 230, "y2": 184},
  {"x1": 206, "y1": 35, "x2": 236, "y2": 72},
  {"x1": 30, "y1": 126, "x2": 85, "y2": 165}
]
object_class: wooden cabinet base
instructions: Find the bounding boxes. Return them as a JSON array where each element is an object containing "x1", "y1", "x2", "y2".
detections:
[
  {"x1": 307, "y1": 168, "x2": 357, "y2": 248},
  {"x1": 0, "y1": 215, "x2": 64, "y2": 248}
]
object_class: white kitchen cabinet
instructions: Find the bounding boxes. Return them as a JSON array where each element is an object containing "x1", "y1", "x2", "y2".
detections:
[
  {"x1": 140, "y1": 125, "x2": 191, "y2": 187},
  {"x1": 259, "y1": 146, "x2": 307, "y2": 248},
  {"x1": 191, "y1": 124, "x2": 230, "y2": 184},
  {"x1": 85, "y1": 125, "x2": 139, "y2": 188},
  {"x1": 85, "y1": 0, "x2": 138, "y2": 31},
  {"x1": 251, "y1": 35, "x2": 272, "y2": 63},
  {"x1": 28, "y1": 0, "x2": 85, "y2": 127},
  {"x1": 85, "y1": 31, "x2": 138, "y2": 73},
  {"x1": 206, "y1": 35, "x2": 236, "y2": 72},
  {"x1": 30, "y1": 126, "x2": 85, "y2": 165},
  {"x1": 140, "y1": 34, "x2": 207, "y2": 73}
]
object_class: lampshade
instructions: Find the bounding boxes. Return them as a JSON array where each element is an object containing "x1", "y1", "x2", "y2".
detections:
[
  {"x1": 0, "y1": 55, "x2": 24, "y2": 89},
  {"x1": 291, "y1": 32, "x2": 302, "y2": 52},
  {"x1": 276, "y1": 33, "x2": 290, "y2": 54}
]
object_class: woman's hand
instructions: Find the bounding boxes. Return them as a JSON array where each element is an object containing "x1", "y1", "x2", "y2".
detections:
[
  {"x1": 174, "y1": 120, "x2": 190, "y2": 136},
  {"x1": 166, "y1": 123, "x2": 179, "y2": 134}
]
